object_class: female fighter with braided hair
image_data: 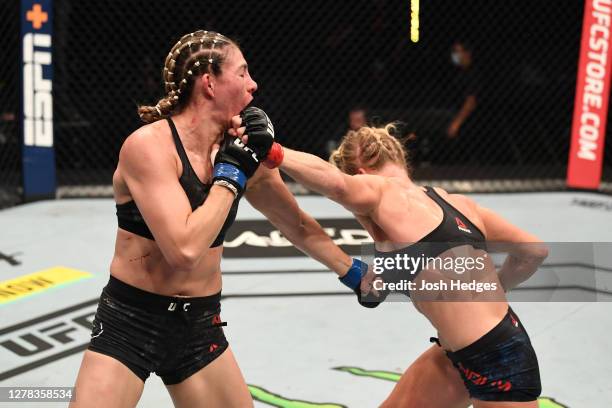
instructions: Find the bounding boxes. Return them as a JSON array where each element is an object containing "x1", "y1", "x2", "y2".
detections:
[
  {"x1": 70, "y1": 31, "x2": 369, "y2": 408},
  {"x1": 241, "y1": 122, "x2": 548, "y2": 408}
]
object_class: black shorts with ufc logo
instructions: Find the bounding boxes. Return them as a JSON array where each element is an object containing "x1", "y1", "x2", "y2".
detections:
[{"x1": 88, "y1": 275, "x2": 228, "y2": 385}]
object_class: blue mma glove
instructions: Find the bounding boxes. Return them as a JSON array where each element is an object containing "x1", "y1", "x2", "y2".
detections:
[{"x1": 339, "y1": 258, "x2": 385, "y2": 308}]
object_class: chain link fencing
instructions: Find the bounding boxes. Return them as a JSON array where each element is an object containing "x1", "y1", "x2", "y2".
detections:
[{"x1": 3, "y1": 0, "x2": 612, "y2": 207}]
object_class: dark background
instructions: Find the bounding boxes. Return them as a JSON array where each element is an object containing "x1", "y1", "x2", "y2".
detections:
[{"x1": 1, "y1": 0, "x2": 611, "y2": 205}]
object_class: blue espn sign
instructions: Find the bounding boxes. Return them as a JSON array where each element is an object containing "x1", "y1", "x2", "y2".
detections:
[{"x1": 21, "y1": 0, "x2": 55, "y2": 201}]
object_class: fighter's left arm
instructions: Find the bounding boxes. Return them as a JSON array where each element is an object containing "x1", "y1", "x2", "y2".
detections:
[{"x1": 245, "y1": 166, "x2": 353, "y2": 277}]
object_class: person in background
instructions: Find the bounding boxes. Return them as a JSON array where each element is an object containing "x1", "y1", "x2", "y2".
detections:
[
  {"x1": 447, "y1": 41, "x2": 481, "y2": 140},
  {"x1": 327, "y1": 105, "x2": 369, "y2": 157}
]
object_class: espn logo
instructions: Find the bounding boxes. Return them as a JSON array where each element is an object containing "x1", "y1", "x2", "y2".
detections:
[
  {"x1": 23, "y1": 32, "x2": 53, "y2": 147},
  {"x1": 23, "y1": 2, "x2": 53, "y2": 148}
]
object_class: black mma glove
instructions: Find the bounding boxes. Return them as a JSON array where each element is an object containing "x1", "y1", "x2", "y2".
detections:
[
  {"x1": 212, "y1": 136, "x2": 260, "y2": 196},
  {"x1": 240, "y1": 106, "x2": 275, "y2": 161}
]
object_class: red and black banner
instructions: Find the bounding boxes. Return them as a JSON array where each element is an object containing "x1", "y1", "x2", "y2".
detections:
[{"x1": 567, "y1": 0, "x2": 612, "y2": 189}]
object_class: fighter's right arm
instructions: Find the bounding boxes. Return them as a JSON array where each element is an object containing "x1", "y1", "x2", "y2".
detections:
[
  {"x1": 280, "y1": 147, "x2": 383, "y2": 215},
  {"x1": 234, "y1": 108, "x2": 382, "y2": 215},
  {"x1": 119, "y1": 129, "x2": 235, "y2": 272}
]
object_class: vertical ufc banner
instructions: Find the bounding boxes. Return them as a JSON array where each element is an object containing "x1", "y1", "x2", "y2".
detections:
[
  {"x1": 567, "y1": 0, "x2": 612, "y2": 189},
  {"x1": 21, "y1": 0, "x2": 55, "y2": 201}
]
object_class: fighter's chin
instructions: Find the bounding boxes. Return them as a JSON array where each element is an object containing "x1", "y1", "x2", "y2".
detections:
[
  {"x1": 242, "y1": 95, "x2": 254, "y2": 110},
  {"x1": 228, "y1": 97, "x2": 253, "y2": 121}
]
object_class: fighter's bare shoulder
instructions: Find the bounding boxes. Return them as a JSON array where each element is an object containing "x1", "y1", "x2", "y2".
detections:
[
  {"x1": 119, "y1": 121, "x2": 175, "y2": 174},
  {"x1": 431, "y1": 186, "x2": 478, "y2": 210}
]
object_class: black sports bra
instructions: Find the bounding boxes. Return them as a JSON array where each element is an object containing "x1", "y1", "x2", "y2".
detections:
[
  {"x1": 116, "y1": 118, "x2": 241, "y2": 247},
  {"x1": 375, "y1": 186, "x2": 486, "y2": 282}
]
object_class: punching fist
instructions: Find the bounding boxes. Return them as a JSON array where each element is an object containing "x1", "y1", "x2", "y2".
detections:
[{"x1": 240, "y1": 107, "x2": 275, "y2": 160}]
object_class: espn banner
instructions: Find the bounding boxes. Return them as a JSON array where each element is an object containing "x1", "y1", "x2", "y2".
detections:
[
  {"x1": 567, "y1": 0, "x2": 612, "y2": 189},
  {"x1": 21, "y1": 0, "x2": 55, "y2": 201}
]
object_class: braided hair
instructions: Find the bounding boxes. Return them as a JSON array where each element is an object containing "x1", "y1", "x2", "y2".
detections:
[{"x1": 138, "y1": 30, "x2": 237, "y2": 123}]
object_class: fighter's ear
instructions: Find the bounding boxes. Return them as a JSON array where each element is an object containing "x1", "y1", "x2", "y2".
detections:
[{"x1": 201, "y1": 73, "x2": 215, "y2": 97}]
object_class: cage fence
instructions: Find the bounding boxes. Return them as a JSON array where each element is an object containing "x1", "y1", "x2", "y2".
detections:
[{"x1": 2, "y1": 0, "x2": 611, "y2": 207}]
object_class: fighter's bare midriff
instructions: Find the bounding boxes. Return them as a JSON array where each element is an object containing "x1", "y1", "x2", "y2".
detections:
[{"x1": 110, "y1": 228, "x2": 223, "y2": 297}]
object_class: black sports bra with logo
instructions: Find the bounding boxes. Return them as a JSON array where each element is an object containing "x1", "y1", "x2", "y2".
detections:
[
  {"x1": 116, "y1": 118, "x2": 241, "y2": 247},
  {"x1": 374, "y1": 186, "x2": 486, "y2": 280}
]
